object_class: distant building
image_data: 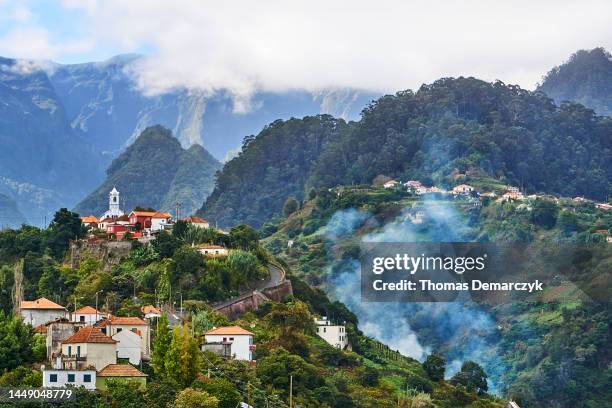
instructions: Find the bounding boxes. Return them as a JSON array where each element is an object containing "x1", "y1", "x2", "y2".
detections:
[
  {"x1": 80, "y1": 216, "x2": 99, "y2": 228},
  {"x1": 100, "y1": 188, "x2": 124, "y2": 220},
  {"x1": 19, "y1": 298, "x2": 68, "y2": 327},
  {"x1": 452, "y1": 184, "x2": 474, "y2": 195},
  {"x1": 197, "y1": 244, "x2": 229, "y2": 258},
  {"x1": 203, "y1": 326, "x2": 255, "y2": 361},
  {"x1": 128, "y1": 211, "x2": 156, "y2": 230},
  {"x1": 97, "y1": 316, "x2": 151, "y2": 359},
  {"x1": 72, "y1": 306, "x2": 105, "y2": 326},
  {"x1": 141, "y1": 305, "x2": 161, "y2": 320},
  {"x1": 404, "y1": 180, "x2": 422, "y2": 189},
  {"x1": 42, "y1": 367, "x2": 96, "y2": 390},
  {"x1": 96, "y1": 364, "x2": 147, "y2": 390},
  {"x1": 596, "y1": 203, "x2": 612, "y2": 211},
  {"x1": 151, "y1": 212, "x2": 173, "y2": 232},
  {"x1": 182, "y1": 216, "x2": 210, "y2": 229},
  {"x1": 383, "y1": 180, "x2": 399, "y2": 189},
  {"x1": 59, "y1": 326, "x2": 117, "y2": 371},
  {"x1": 314, "y1": 317, "x2": 348, "y2": 349}
]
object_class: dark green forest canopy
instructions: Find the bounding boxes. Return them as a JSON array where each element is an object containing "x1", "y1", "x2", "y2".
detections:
[{"x1": 203, "y1": 77, "x2": 612, "y2": 228}]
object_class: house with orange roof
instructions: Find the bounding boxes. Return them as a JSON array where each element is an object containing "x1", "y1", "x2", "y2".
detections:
[
  {"x1": 71, "y1": 306, "x2": 108, "y2": 326},
  {"x1": 96, "y1": 364, "x2": 147, "y2": 390},
  {"x1": 452, "y1": 184, "x2": 475, "y2": 195},
  {"x1": 203, "y1": 326, "x2": 255, "y2": 361},
  {"x1": 197, "y1": 243, "x2": 229, "y2": 258},
  {"x1": 80, "y1": 215, "x2": 99, "y2": 228},
  {"x1": 141, "y1": 305, "x2": 161, "y2": 319},
  {"x1": 97, "y1": 316, "x2": 151, "y2": 359},
  {"x1": 59, "y1": 326, "x2": 117, "y2": 371},
  {"x1": 182, "y1": 216, "x2": 210, "y2": 229},
  {"x1": 151, "y1": 211, "x2": 173, "y2": 232},
  {"x1": 19, "y1": 297, "x2": 68, "y2": 327}
]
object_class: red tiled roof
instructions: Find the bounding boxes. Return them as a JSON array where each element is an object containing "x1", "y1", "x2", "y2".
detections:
[
  {"x1": 116, "y1": 214, "x2": 130, "y2": 222},
  {"x1": 198, "y1": 244, "x2": 226, "y2": 250},
  {"x1": 34, "y1": 324, "x2": 48, "y2": 334},
  {"x1": 141, "y1": 305, "x2": 160, "y2": 315},
  {"x1": 63, "y1": 326, "x2": 117, "y2": 344},
  {"x1": 130, "y1": 211, "x2": 157, "y2": 217},
  {"x1": 81, "y1": 215, "x2": 99, "y2": 223},
  {"x1": 97, "y1": 364, "x2": 147, "y2": 377},
  {"x1": 183, "y1": 216, "x2": 208, "y2": 223},
  {"x1": 204, "y1": 326, "x2": 254, "y2": 336},
  {"x1": 152, "y1": 212, "x2": 172, "y2": 219},
  {"x1": 98, "y1": 316, "x2": 148, "y2": 327},
  {"x1": 74, "y1": 306, "x2": 101, "y2": 315},
  {"x1": 20, "y1": 297, "x2": 66, "y2": 310}
]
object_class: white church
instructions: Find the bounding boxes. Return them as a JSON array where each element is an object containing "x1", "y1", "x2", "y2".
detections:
[{"x1": 100, "y1": 187, "x2": 125, "y2": 219}]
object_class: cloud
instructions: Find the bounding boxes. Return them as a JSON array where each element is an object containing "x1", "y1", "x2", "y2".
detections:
[
  {"x1": 5, "y1": 0, "x2": 612, "y2": 105},
  {"x1": 0, "y1": 27, "x2": 93, "y2": 60}
]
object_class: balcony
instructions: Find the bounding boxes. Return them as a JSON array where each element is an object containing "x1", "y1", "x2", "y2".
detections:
[{"x1": 61, "y1": 354, "x2": 86, "y2": 362}]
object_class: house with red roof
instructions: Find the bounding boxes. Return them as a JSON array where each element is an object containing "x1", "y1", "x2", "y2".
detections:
[
  {"x1": 183, "y1": 216, "x2": 210, "y2": 229},
  {"x1": 203, "y1": 326, "x2": 255, "y2": 361},
  {"x1": 71, "y1": 306, "x2": 108, "y2": 326},
  {"x1": 151, "y1": 212, "x2": 173, "y2": 232},
  {"x1": 96, "y1": 364, "x2": 147, "y2": 390},
  {"x1": 80, "y1": 215, "x2": 99, "y2": 228},
  {"x1": 128, "y1": 211, "x2": 156, "y2": 230},
  {"x1": 19, "y1": 297, "x2": 68, "y2": 327},
  {"x1": 59, "y1": 326, "x2": 117, "y2": 371},
  {"x1": 97, "y1": 316, "x2": 151, "y2": 359}
]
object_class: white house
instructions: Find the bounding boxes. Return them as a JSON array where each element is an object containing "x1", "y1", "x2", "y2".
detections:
[
  {"x1": 404, "y1": 180, "x2": 422, "y2": 189},
  {"x1": 42, "y1": 367, "x2": 96, "y2": 390},
  {"x1": 383, "y1": 180, "x2": 399, "y2": 189},
  {"x1": 112, "y1": 329, "x2": 142, "y2": 365},
  {"x1": 197, "y1": 244, "x2": 229, "y2": 258},
  {"x1": 452, "y1": 184, "x2": 475, "y2": 195},
  {"x1": 20, "y1": 298, "x2": 68, "y2": 327},
  {"x1": 141, "y1": 305, "x2": 161, "y2": 320},
  {"x1": 151, "y1": 212, "x2": 173, "y2": 232},
  {"x1": 203, "y1": 326, "x2": 255, "y2": 361},
  {"x1": 314, "y1": 317, "x2": 348, "y2": 349},
  {"x1": 71, "y1": 306, "x2": 106, "y2": 326},
  {"x1": 98, "y1": 316, "x2": 151, "y2": 358},
  {"x1": 182, "y1": 216, "x2": 210, "y2": 229},
  {"x1": 596, "y1": 203, "x2": 612, "y2": 211},
  {"x1": 100, "y1": 187, "x2": 124, "y2": 220}
]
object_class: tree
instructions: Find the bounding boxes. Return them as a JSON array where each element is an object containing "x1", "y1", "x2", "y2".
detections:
[
  {"x1": 151, "y1": 314, "x2": 172, "y2": 376},
  {"x1": 46, "y1": 208, "x2": 86, "y2": 258},
  {"x1": 226, "y1": 250, "x2": 266, "y2": 286},
  {"x1": 173, "y1": 220, "x2": 189, "y2": 240},
  {"x1": 422, "y1": 354, "x2": 445, "y2": 381},
  {"x1": 164, "y1": 324, "x2": 200, "y2": 387},
  {"x1": 152, "y1": 231, "x2": 181, "y2": 259},
  {"x1": 450, "y1": 360, "x2": 488, "y2": 394},
  {"x1": 145, "y1": 379, "x2": 179, "y2": 408},
  {"x1": 229, "y1": 224, "x2": 259, "y2": 250},
  {"x1": 283, "y1": 197, "x2": 299, "y2": 217},
  {"x1": 195, "y1": 378, "x2": 240, "y2": 408},
  {"x1": 173, "y1": 388, "x2": 218, "y2": 408},
  {"x1": 105, "y1": 378, "x2": 145, "y2": 408},
  {"x1": 530, "y1": 199, "x2": 558, "y2": 229},
  {"x1": 0, "y1": 312, "x2": 36, "y2": 371}
]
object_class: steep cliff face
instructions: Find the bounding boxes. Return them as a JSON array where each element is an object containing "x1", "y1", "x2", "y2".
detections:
[{"x1": 74, "y1": 126, "x2": 221, "y2": 217}]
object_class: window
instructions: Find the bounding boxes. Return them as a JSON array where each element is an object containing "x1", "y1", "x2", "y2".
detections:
[
  {"x1": 229, "y1": 337, "x2": 234, "y2": 341},
  {"x1": 77, "y1": 346, "x2": 81, "y2": 357},
  {"x1": 49, "y1": 374, "x2": 57, "y2": 383},
  {"x1": 83, "y1": 374, "x2": 91, "y2": 383},
  {"x1": 67, "y1": 346, "x2": 72, "y2": 357},
  {"x1": 323, "y1": 327, "x2": 326, "y2": 333},
  {"x1": 67, "y1": 373, "x2": 75, "y2": 383},
  {"x1": 116, "y1": 328, "x2": 122, "y2": 333},
  {"x1": 80, "y1": 316, "x2": 85, "y2": 322}
]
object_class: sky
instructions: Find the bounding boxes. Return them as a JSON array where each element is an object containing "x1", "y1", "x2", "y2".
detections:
[{"x1": 1, "y1": 0, "x2": 611, "y2": 101}]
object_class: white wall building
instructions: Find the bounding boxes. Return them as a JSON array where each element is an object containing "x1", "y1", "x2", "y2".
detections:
[
  {"x1": 98, "y1": 316, "x2": 151, "y2": 358},
  {"x1": 203, "y1": 326, "x2": 255, "y2": 361},
  {"x1": 20, "y1": 298, "x2": 68, "y2": 327},
  {"x1": 100, "y1": 187, "x2": 124, "y2": 220},
  {"x1": 151, "y1": 212, "x2": 173, "y2": 232},
  {"x1": 43, "y1": 368, "x2": 96, "y2": 390},
  {"x1": 314, "y1": 317, "x2": 348, "y2": 349},
  {"x1": 112, "y1": 329, "x2": 143, "y2": 365},
  {"x1": 59, "y1": 326, "x2": 117, "y2": 371},
  {"x1": 42, "y1": 367, "x2": 96, "y2": 390},
  {"x1": 197, "y1": 244, "x2": 229, "y2": 257},
  {"x1": 71, "y1": 306, "x2": 106, "y2": 326}
]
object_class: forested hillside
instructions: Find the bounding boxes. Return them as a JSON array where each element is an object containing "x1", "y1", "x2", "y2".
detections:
[
  {"x1": 538, "y1": 47, "x2": 612, "y2": 116},
  {"x1": 75, "y1": 125, "x2": 221, "y2": 217},
  {"x1": 203, "y1": 77, "x2": 612, "y2": 228},
  {"x1": 199, "y1": 115, "x2": 350, "y2": 228}
]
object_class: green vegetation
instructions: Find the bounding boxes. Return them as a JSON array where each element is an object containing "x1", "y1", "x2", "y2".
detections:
[
  {"x1": 538, "y1": 47, "x2": 612, "y2": 117},
  {"x1": 75, "y1": 125, "x2": 221, "y2": 217}
]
